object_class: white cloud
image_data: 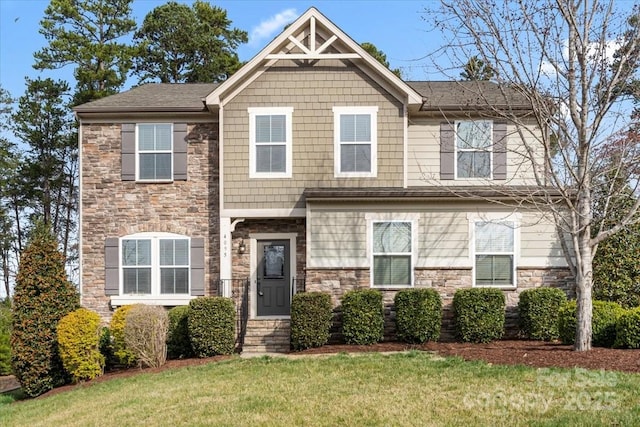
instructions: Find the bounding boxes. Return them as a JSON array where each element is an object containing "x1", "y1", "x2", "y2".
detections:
[
  {"x1": 539, "y1": 38, "x2": 622, "y2": 78},
  {"x1": 250, "y1": 9, "x2": 298, "y2": 45}
]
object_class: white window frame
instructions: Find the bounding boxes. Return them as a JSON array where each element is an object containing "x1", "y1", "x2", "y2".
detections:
[
  {"x1": 366, "y1": 214, "x2": 418, "y2": 288},
  {"x1": 454, "y1": 120, "x2": 493, "y2": 180},
  {"x1": 135, "y1": 123, "x2": 173, "y2": 182},
  {"x1": 468, "y1": 214, "x2": 519, "y2": 289},
  {"x1": 114, "y1": 232, "x2": 191, "y2": 305},
  {"x1": 248, "y1": 107, "x2": 293, "y2": 179},
  {"x1": 333, "y1": 106, "x2": 378, "y2": 178}
]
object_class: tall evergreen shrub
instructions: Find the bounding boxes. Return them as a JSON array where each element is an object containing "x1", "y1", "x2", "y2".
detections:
[{"x1": 10, "y1": 222, "x2": 79, "y2": 397}]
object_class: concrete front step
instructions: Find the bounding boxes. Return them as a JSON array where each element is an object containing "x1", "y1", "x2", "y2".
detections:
[{"x1": 241, "y1": 319, "x2": 291, "y2": 353}]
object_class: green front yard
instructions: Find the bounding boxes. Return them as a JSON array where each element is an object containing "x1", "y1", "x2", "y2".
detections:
[{"x1": 1, "y1": 352, "x2": 639, "y2": 426}]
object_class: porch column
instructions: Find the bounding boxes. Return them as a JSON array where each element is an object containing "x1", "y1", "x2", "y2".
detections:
[{"x1": 219, "y1": 217, "x2": 231, "y2": 297}]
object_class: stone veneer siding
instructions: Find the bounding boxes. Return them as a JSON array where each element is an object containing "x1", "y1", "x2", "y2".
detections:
[
  {"x1": 81, "y1": 122, "x2": 219, "y2": 321},
  {"x1": 305, "y1": 267, "x2": 575, "y2": 341},
  {"x1": 229, "y1": 218, "x2": 307, "y2": 297}
]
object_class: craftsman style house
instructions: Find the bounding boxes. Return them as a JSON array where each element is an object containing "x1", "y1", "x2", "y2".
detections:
[{"x1": 75, "y1": 8, "x2": 572, "y2": 351}]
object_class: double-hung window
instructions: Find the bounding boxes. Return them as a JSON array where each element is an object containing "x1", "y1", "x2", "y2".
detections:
[
  {"x1": 333, "y1": 106, "x2": 378, "y2": 177},
  {"x1": 456, "y1": 120, "x2": 492, "y2": 178},
  {"x1": 372, "y1": 221, "x2": 413, "y2": 287},
  {"x1": 121, "y1": 233, "x2": 190, "y2": 296},
  {"x1": 474, "y1": 221, "x2": 515, "y2": 287},
  {"x1": 137, "y1": 124, "x2": 173, "y2": 181},
  {"x1": 249, "y1": 107, "x2": 293, "y2": 178}
]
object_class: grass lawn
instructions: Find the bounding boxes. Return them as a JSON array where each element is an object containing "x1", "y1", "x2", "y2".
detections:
[{"x1": 1, "y1": 351, "x2": 639, "y2": 426}]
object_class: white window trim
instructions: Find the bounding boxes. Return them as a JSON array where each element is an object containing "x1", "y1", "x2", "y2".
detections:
[
  {"x1": 135, "y1": 123, "x2": 174, "y2": 182},
  {"x1": 248, "y1": 107, "x2": 293, "y2": 179},
  {"x1": 117, "y1": 232, "x2": 191, "y2": 298},
  {"x1": 468, "y1": 213, "x2": 520, "y2": 289},
  {"x1": 366, "y1": 213, "x2": 418, "y2": 288},
  {"x1": 454, "y1": 120, "x2": 493, "y2": 180},
  {"x1": 333, "y1": 106, "x2": 378, "y2": 178}
]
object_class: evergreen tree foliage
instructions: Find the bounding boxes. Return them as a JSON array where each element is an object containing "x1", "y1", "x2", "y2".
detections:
[
  {"x1": 361, "y1": 42, "x2": 403, "y2": 78},
  {"x1": 460, "y1": 55, "x2": 495, "y2": 81},
  {"x1": 133, "y1": 1, "x2": 247, "y2": 83},
  {"x1": 11, "y1": 78, "x2": 77, "y2": 261},
  {"x1": 10, "y1": 221, "x2": 79, "y2": 397},
  {"x1": 34, "y1": 0, "x2": 137, "y2": 105}
]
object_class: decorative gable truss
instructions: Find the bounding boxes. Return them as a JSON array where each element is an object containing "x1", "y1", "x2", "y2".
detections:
[{"x1": 206, "y1": 7, "x2": 423, "y2": 109}]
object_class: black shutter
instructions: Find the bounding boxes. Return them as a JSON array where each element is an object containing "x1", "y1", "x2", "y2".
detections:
[
  {"x1": 440, "y1": 121, "x2": 455, "y2": 180},
  {"x1": 493, "y1": 121, "x2": 507, "y2": 180},
  {"x1": 121, "y1": 124, "x2": 135, "y2": 181},
  {"x1": 173, "y1": 123, "x2": 188, "y2": 181},
  {"x1": 105, "y1": 238, "x2": 119, "y2": 296},
  {"x1": 190, "y1": 237, "x2": 205, "y2": 296}
]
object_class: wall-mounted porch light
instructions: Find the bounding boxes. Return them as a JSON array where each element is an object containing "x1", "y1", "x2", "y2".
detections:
[{"x1": 238, "y1": 239, "x2": 246, "y2": 254}]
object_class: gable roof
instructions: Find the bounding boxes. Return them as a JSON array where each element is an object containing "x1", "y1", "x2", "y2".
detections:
[
  {"x1": 205, "y1": 7, "x2": 423, "y2": 108},
  {"x1": 73, "y1": 83, "x2": 217, "y2": 113}
]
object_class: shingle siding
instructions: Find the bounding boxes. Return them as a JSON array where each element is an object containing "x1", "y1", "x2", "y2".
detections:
[{"x1": 223, "y1": 60, "x2": 405, "y2": 211}]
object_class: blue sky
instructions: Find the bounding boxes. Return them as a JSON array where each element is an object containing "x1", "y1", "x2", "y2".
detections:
[{"x1": 0, "y1": 0, "x2": 438, "y2": 100}]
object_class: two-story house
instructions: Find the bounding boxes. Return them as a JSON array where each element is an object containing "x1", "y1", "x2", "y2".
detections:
[{"x1": 75, "y1": 8, "x2": 573, "y2": 351}]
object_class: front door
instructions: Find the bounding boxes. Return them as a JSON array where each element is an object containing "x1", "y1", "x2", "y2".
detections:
[{"x1": 257, "y1": 240, "x2": 291, "y2": 316}]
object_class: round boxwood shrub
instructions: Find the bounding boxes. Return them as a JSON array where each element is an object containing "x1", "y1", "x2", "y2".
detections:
[
  {"x1": 57, "y1": 308, "x2": 104, "y2": 382},
  {"x1": 167, "y1": 306, "x2": 193, "y2": 359},
  {"x1": 614, "y1": 307, "x2": 640, "y2": 348},
  {"x1": 394, "y1": 289, "x2": 442, "y2": 343},
  {"x1": 109, "y1": 305, "x2": 138, "y2": 366},
  {"x1": 558, "y1": 300, "x2": 625, "y2": 347},
  {"x1": 518, "y1": 287, "x2": 567, "y2": 341},
  {"x1": 453, "y1": 288, "x2": 505, "y2": 343},
  {"x1": 290, "y1": 292, "x2": 333, "y2": 351},
  {"x1": 124, "y1": 305, "x2": 169, "y2": 368},
  {"x1": 341, "y1": 289, "x2": 384, "y2": 345},
  {"x1": 188, "y1": 297, "x2": 236, "y2": 357},
  {"x1": 10, "y1": 222, "x2": 80, "y2": 397}
]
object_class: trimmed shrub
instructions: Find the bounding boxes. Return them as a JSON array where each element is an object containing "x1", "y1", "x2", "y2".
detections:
[
  {"x1": 0, "y1": 301, "x2": 11, "y2": 375},
  {"x1": 558, "y1": 300, "x2": 625, "y2": 347},
  {"x1": 518, "y1": 287, "x2": 567, "y2": 341},
  {"x1": 614, "y1": 307, "x2": 640, "y2": 349},
  {"x1": 341, "y1": 289, "x2": 384, "y2": 345},
  {"x1": 188, "y1": 297, "x2": 235, "y2": 357},
  {"x1": 394, "y1": 289, "x2": 442, "y2": 343},
  {"x1": 593, "y1": 301, "x2": 625, "y2": 347},
  {"x1": 98, "y1": 327, "x2": 116, "y2": 370},
  {"x1": 557, "y1": 300, "x2": 577, "y2": 345},
  {"x1": 124, "y1": 305, "x2": 169, "y2": 368},
  {"x1": 453, "y1": 288, "x2": 505, "y2": 343},
  {"x1": 290, "y1": 292, "x2": 333, "y2": 351},
  {"x1": 167, "y1": 306, "x2": 193, "y2": 359},
  {"x1": 109, "y1": 305, "x2": 138, "y2": 366},
  {"x1": 57, "y1": 308, "x2": 104, "y2": 382},
  {"x1": 10, "y1": 222, "x2": 80, "y2": 397}
]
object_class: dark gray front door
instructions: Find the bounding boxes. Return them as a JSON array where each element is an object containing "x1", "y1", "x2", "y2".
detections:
[{"x1": 257, "y1": 240, "x2": 291, "y2": 316}]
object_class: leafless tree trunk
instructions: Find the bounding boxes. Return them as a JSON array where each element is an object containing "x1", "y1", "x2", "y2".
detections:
[{"x1": 426, "y1": 0, "x2": 640, "y2": 350}]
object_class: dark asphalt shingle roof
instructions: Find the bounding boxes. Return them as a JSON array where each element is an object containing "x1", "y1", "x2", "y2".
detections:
[
  {"x1": 73, "y1": 83, "x2": 218, "y2": 113},
  {"x1": 407, "y1": 81, "x2": 531, "y2": 111},
  {"x1": 74, "y1": 80, "x2": 531, "y2": 113}
]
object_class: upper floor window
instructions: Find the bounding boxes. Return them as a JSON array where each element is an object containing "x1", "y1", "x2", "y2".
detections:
[
  {"x1": 372, "y1": 221, "x2": 413, "y2": 287},
  {"x1": 121, "y1": 233, "x2": 190, "y2": 296},
  {"x1": 137, "y1": 124, "x2": 173, "y2": 181},
  {"x1": 473, "y1": 221, "x2": 515, "y2": 287},
  {"x1": 456, "y1": 120, "x2": 492, "y2": 179},
  {"x1": 333, "y1": 106, "x2": 378, "y2": 177},
  {"x1": 248, "y1": 107, "x2": 293, "y2": 178}
]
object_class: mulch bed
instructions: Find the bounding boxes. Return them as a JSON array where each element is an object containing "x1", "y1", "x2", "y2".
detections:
[
  {"x1": 2, "y1": 340, "x2": 639, "y2": 400},
  {"x1": 297, "y1": 340, "x2": 640, "y2": 373}
]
